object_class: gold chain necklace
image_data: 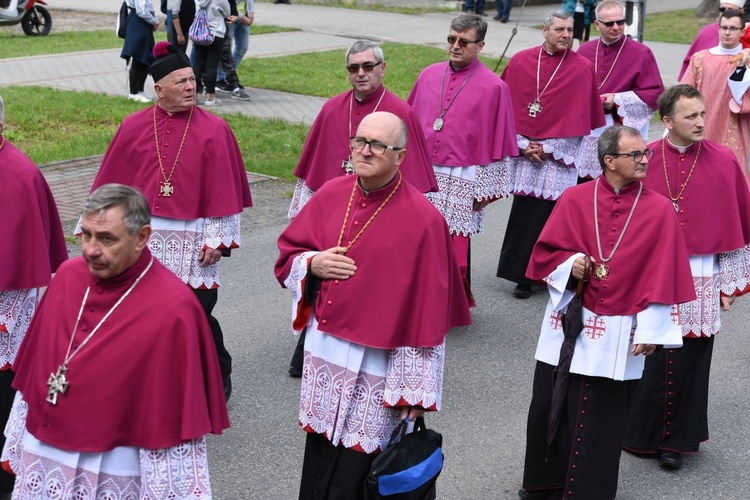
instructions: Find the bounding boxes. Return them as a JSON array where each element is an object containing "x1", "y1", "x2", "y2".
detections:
[
  {"x1": 433, "y1": 60, "x2": 481, "y2": 131},
  {"x1": 46, "y1": 257, "x2": 154, "y2": 405},
  {"x1": 341, "y1": 88, "x2": 387, "y2": 174},
  {"x1": 153, "y1": 105, "x2": 193, "y2": 197},
  {"x1": 593, "y1": 178, "x2": 643, "y2": 280},
  {"x1": 661, "y1": 136, "x2": 701, "y2": 213},
  {"x1": 336, "y1": 172, "x2": 402, "y2": 254},
  {"x1": 661, "y1": 138, "x2": 701, "y2": 212},
  {"x1": 594, "y1": 37, "x2": 627, "y2": 90}
]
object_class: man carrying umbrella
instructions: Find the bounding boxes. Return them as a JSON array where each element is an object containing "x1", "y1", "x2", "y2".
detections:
[{"x1": 517, "y1": 125, "x2": 696, "y2": 500}]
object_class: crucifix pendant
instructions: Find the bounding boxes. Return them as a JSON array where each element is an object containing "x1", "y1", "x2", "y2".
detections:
[
  {"x1": 46, "y1": 364, "x2": 70, "y2": 405},
  {"x1": 341, "y1": 156, "x2": 354, "y2": 175},
  {"x1": 160, "y1": 181, "x2": 174, "y2": 197},
  {"x1": 433, "y1": 117, "x2": 444, "y2": 131},
  {"x1": 593, "y1": 262, "x2": 609, "y2": 281},
  {"x1": 527, "y1": 100, "x2": 543, "y2": 118},
  {"x1": 672, "y1": 201, "x2": 679, "y2": 212}
]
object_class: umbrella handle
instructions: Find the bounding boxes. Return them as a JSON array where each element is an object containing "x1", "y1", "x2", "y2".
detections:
[{"x1": 576, "y1": 256, "x2": 592, "y2": 296}]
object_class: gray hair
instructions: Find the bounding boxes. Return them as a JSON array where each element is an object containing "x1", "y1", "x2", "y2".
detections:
[
  {"x1": 450, "y1": 14, "x2": 487, "y2": 41},
  {"x1": 595, "y1": 0, "x2": 624, "y2": 18},
  {"x1": 0, "y1": 94, "x2": 4, "y2": 127},
  {"x1": 543, "y1": 8, "x2": 572, "y2": 29},
  {"x1": 345, "y1": 40, "x2": 384, "y2": 65},
  {"x1": 597, "y1": 125, "x2": 643, "y2": 170},
  {"x1": 82, "y1": 184, "x2": 151, "y2": 235},
  {"x1": 658, "y1": 85, "x2": 703, "y2": 119}
]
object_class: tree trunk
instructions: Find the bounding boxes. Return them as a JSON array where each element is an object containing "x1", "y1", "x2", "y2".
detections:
[{"x1": 696, "y1": 0, "x2": 719, "y2": 18}]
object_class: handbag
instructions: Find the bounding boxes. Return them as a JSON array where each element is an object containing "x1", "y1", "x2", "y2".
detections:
[
  {"x1": 189, "y1": 8, "x2": 214, "y2": 46},
  {"x1": 116, "y1": 1, "x2": 129, "y2": 39},
  {"x1": 365, "y1": 416, "x2": 443, "y2": 500}
]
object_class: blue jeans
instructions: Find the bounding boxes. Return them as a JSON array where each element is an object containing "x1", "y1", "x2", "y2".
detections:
[
  {"x1": 465, "y1": 0, "x2": 485, "y2": 11},
  {"x1": 217, "y1": 22, "x2": 250, "y2": 81},
  {"x1": 496, "y1": 0, "x2": 512, "y2": 20}
]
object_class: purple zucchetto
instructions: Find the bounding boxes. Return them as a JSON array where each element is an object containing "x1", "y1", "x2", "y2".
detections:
[{"x1": 148, "y1": 41, "x2": 192, "y2": 82}]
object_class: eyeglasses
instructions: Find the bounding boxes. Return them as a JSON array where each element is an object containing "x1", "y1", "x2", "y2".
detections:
[
  {"x1": 447, "y1": 35, "x2": 481, "y2": 48},
  {"x1": 350, "y1": 137, "x2": 403, "y2": 155},
  {"x1": 719, "y1": 25, "x2": 743, "y2": 32},
  {"x1": 346, "y1": 62, "x2": 383, "y2": 74},
  {"x1": 609, "y1": 149, "x2": 654, "y2": 162},
  {"x1": 597, "y1": 19, "x2": 626, "y2": 27}
]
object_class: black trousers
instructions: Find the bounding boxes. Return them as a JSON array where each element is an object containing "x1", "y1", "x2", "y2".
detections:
[
  {"x1": 193, "y1": 37, "x2": 224, "y2": 94},
  {"x1": 299, "y1": 432, "x2": 376, "y2": 500},
  {"x1": 192, "y1": 288, "x2": 232, "y2": 381},
  {"x1": 128, "y1": 59, "x2": 149, "y2": 94},
  {"x1": 0, "y1": 369, "x2": 16, "y2": 494},
  {"x1": 219, "y1": 36, "x2": 240, "y2": 89},
  {"x1": 497, "y1": 195, "x2": 556, "y2": 287}
]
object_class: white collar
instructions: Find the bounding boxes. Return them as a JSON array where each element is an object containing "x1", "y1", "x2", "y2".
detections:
[{"x1": 709, "y1": 43, "x2": 743, "y2": 56}]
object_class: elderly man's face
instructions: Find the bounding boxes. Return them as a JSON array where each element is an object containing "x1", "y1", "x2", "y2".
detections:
[
  {"x1": 543, "y1": 17, "x2": 574, "y2": 52},
  {"x1": 351, "y1": 113, "x2": 406, "y2": 191},
  {"x1": 448, "y1": 28, "x2": 484, "y2": 68},
  {"x1": 80, "y1": 205, "x2": 150, "y2": 280},
  {"x1": 156, "y1": 67, "x2": 197, "y2": 113},
  {"x1": 347, "y1": 48, "x2": 385, "y2": 99},
  {"x1": 594, "y1": 5, "x2": 626, "y2": 44},
  {"x1": 604, "y1": 134, "x2": 649, "y2": 187}
]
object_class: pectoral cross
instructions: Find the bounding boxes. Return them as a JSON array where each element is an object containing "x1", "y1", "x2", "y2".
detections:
[
  {"x1": 160, "y1": 181, "x2": 174, "y2": 197},
  {"x1": 341, "y1": 156, "x2": 354, "y2": 174},
  {"x1": 46, "y1": 365, "x2": 70, "y2": 405},
  {"x1": 527, "y1": 100, "x2": 543, "y2": 118}
]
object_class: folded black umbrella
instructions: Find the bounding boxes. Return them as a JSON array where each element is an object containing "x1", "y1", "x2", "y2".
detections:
[{"x1": 547, "y1": 256, "x2": 591, "y2": 448}]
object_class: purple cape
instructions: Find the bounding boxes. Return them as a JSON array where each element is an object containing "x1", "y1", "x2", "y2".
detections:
[
  {"x1": 528, "y1": 177, "x2": 695, "y2": 315},
  {"x1": 13, "y1": 249, "x2": 229, "y2": 451},
  {"x1": 293, "y1": 86, "x2": 437, "y2": 193},
  {"x1": 502, "y1": 46, "x2": 605, "y2": 139},
  {"x1": 276, "y1": 175, "x2": 471, "y2": 349},
  {"x1": 680, "y1": 23, "x2": 719, "y2": 80},
  {"x1": 645, "y1": 138, "x2": 750, "y2": 255},
  {"x1": 407, "y1": 59, "x2": 518, "y2": 166},
  {"x1": 91, "y1": 105, "x2": 253, "y2": 219},
  {"x1": 577, "y1": 36, "x2": 664, "y2": 109},
  {"x1": 0, "y1": 140, "x2": 67, "y2": 290}
]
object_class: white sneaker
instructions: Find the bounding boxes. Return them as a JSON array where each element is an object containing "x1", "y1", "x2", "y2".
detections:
[
  {"x1": 128, "y1": 92, "x2": 151, "y2": 103},
  {"x1": 205, "y1": 98, "x2": 221, "y2": 107}
]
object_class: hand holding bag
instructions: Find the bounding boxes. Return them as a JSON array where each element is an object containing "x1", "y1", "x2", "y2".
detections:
[
  {"x1": 365, "y1": 415, "x2": 443, "y2": 500},
  {"x1": 189, "y1": 8, "x2": 214, "y2": 46}
]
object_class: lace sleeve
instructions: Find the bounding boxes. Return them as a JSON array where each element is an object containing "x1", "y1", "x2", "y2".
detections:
[
  {"x1": 718, "y1": 244, "x2": 750, "y2": 296},
  {"x1": 383, "y1": 343, "x2": 445, "y2": 411},
  {"x1": 1, "y1": 391, "x2": 28, "y2": 475},
  {"x1": 140, "y1": 437, "x2": 212, "y2": 500},
  {"x1": 475, "y1": 160, "x2": 511, "y2": 202},
  {"x1": 541, "y1": 136, "x2": 583, "y2": 167},
  {"x1": 614, "y1": 91, "x2": 656, "y2": 131},
  {"x1": 288, "y1": 179, "x2": 316, "y2": 219},
  {"x1": 202, "y1": 214, "x2": 242, "y2": 250}
]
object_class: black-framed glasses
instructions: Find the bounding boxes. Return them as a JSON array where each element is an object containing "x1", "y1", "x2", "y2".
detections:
[
  {"x1": 719, "y1": 6, "x2": 731, "y2": 12},
  {"x1": 597, "y1": 19, "x2": 626, "y2": 27},
  {"x1": 719, "y1": 25, "x2": 743, "y2": 32},
  {"x1": 350, "y1": 137, "x2": 403, "y2": 155},
  {"x1": 609, "y1": 149, "x2": 654, "y2": 162},
  {"x1": 346, "y1": 62, "x2": 382, "y2": 74},
  {"x1": 447, "y1": 35, "x2": 481, "y2": 47}
]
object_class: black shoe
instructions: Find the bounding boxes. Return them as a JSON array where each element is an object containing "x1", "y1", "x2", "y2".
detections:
[
  {"x1": 501, "y1": 18, "x2": 509, "y2": 23},
  {"x1": 223, "y1": 376, "x2": 232, "y2": 402},
  {"x1": 215, "y1": 80, "x2": 231, "y2": 94},
  {"x1": 493, "y1": 15, "x2": 502, "y2": 20},
  {"x1": 518, "y1": 489, "x2": 561, "y2": 500},
  {"x1": 659, "y1": 450, "x2": 683, "y2": 469},
  {"x1": 288, "y1": 365, "x2": 303, "y2": 378},
  {"x1": 513, "y1": 284, "x2": 533, "y2": 299},
  {"x1": 476, "y1": 10, "x2": 488, "y2": 16}
]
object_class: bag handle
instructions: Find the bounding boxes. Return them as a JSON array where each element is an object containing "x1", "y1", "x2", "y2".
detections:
[{"x1": 385, "y1": 409, "x2": 428, "y2": 447}]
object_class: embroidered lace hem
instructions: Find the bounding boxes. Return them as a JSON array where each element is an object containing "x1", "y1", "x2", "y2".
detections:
[
  {"x1": 0, "y1": 288, "x2": 37, "y2": 367},
  {"x1": 288, "y1": 179, "x2": 316, "y2": 219}
]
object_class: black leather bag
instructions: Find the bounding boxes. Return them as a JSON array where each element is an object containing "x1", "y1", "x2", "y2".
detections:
[
  {"x1": 365, "y1": 416, "x2": 443, "y2": 500},
  {"x1": 116, "y1": 1, "x2": 129, "y2": 39}
]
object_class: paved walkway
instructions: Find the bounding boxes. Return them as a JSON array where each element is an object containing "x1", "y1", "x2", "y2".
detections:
[{"x1": 1, "y1": 1, "x2": 696, "y2": 220}]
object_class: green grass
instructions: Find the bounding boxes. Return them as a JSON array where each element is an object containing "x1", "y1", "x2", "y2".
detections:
[
  {"x1": 0, "y1": 86, "x2": 309, "y2": 180},
  {"x1": 0, "y1": 25, "x2": 296, "y2": 59},
  {"x1": 253, "y1": 0, "x2": 457, "y2": 14},
  {"x1": 241, "y1": 42, "x2": 507, "y2": 99},
  {"x1": 644, "y1": 9, "x2": 713, "y2": 44}
]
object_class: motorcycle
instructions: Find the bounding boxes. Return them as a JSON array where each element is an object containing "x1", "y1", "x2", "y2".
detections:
[{"x1": 0, "y1": 0, "x2": 52, "y2": 36}]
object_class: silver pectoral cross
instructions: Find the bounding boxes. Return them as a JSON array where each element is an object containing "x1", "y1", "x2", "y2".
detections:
[
  {"x1": 433, "y1": 117, "x2": 444, "y2": 131},
  {"x1": 46, "y1": 364, "x2": 70, "y2": 405},
  {"x1": 341, "y1": 156, "x2": 354, "y2": 174},
  {"x1": 160, "y1": 181, "x2": 174, "y2": 197},
  {"x1": 528, "y1": 100, "x2": 543, "y2": 118}
]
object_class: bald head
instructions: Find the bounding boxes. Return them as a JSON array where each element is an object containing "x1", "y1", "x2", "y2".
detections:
[{"x1": 351, "y1": 112, "x2": 408, "y2": 191}]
